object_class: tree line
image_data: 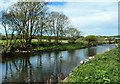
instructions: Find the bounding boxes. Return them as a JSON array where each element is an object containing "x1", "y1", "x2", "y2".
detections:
[{"x1": 1, "y1": 2, "x2": 81, "y2": 52}]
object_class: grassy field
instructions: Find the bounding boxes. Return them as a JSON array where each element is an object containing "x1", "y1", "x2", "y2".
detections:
[
  {"x1": 32, "y1": 43, "x2": 87, "y2": 51},
  {"x1": 63, "y1": 47, "x2": 119, "y2": 83},
  {"x1": 31, "y1": 39, "x2": 68, "y2": 43},
  {"x1": 30, "y1": 39, "x2": 87, "y2": 51},
  {"x1": 0, "y1": 39, "x2": 68, "y2": 44}
]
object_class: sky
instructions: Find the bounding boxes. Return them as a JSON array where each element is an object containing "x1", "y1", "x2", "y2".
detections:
[
  {"x1": 49, "y1": 2, "x2": 118, "y2": 36},
  {"x1": 0, "y1": 0, "x2": 119, "y2": 36}
]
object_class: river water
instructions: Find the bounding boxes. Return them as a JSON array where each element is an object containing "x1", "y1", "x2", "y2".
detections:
[{"x1": 0, "y1": 44, "x2": 115, "y2": 83}]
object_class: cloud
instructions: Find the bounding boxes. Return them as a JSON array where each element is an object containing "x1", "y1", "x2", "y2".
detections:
[
  {"x1": 49, "y1": 2, "x2": 118, "y2": 36},
  {"x1": 0, "y1": 0, "x2": 17, "y2": 11},
  {"x1": 0, "y1": 1, "x2": 118, "y2": 36},
  {"x1": 47, "y1": 0, "x2": 119, "y2": 2}
]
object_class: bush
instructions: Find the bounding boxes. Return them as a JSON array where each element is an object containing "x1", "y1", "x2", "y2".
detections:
[
  {"x1": 2, "y1": 36, "x2": 6, "y2": 40},
  {"x1": 84, "y1": 35, "x2": 97, "y2": 46},
  {"x1": 84, "y1": 35, "x2": 97, "y2": 42},
  {"x1": 68, "y1": 39, "x2": 76, "y2": 43},
  {"x1": 75, "y1": 38, "x2": 84, "y2": 43},
  {"x1": 114, "y1": 39, "x2": 118, "y2": 43}
]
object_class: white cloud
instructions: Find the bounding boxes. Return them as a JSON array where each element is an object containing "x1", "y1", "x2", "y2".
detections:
[
  {"x1": 0, "y1": 24, "x2": 4, "y2": 30},
  {"x1": 0, "y1": 0, "x2": 18, "y2": 11},
  {"x1": 47, "y1": 0, "x2": 119, "y2": 2},
  {"x1": 49, "y1": 2, "x2": 118, "y2": 36},
  {"x1": 0, "y1": 24, "x2": 4, "y2": 34},
  {"x1": 0, "y1": 0, "x2": 118, "y2": 36}
]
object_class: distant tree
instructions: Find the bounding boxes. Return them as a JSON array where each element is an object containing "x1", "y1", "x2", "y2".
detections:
[
  {"x1": 44, "y1": 16, "x2": 54, "y2": 44},
  {"x1": 65, "y1": 27, "x2": 81, "y2": 38},
  {"x1": 114, "y1": 39, "x2": 118, "y2": 43},
  {"x1": 65, "y1": 27, "x2": 82, "y2": 43},
  {"x1": 97, "y1": 36, "x2": 105, "y2": 44},
  {"x1": 84, "y1": 35, "x2": 97, "y2": 46},
  {"x1": 49, "y1": 12, "x2": 69, "y2": 44},
  {"x1": 75, "y1": 38, "x2": 84, "y2": 43},
  {"x1": 107, "y1": 37, "x2": 112, "y2": 44}
]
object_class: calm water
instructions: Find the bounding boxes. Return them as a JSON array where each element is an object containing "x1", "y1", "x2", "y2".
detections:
[{"x1": 0, "y1": 44, "x2": 115, "y2": 83}]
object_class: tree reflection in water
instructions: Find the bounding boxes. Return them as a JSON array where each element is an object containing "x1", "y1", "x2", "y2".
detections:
[
  {"x1": 2, "y1": 52, "x2": 66, "y2": 83},
  {"x1": 84, "y1": 47, "x2": 97, "y2": 56},
  {"x1": 1, "y1": 44, "x2": 115, "y2": 83}
]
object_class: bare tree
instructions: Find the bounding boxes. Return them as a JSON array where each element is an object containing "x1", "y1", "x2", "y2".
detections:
[{"x1": 49, "y1": 12, "x2": 70, "y2": 44}]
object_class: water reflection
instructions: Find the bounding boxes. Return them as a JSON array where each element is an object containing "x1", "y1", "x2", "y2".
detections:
[
  {"x1": 85, "y1": 47, "x2": 97, "y2": 56},
  {"x1": 1, "y1": 44, "x2": 115, "y2": 83}
]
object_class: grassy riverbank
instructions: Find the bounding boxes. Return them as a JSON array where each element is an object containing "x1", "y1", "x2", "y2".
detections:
[
  {"x1": 32, "y1": 43, "x2": 87, "y2": 51},
  {"x1": 1, "y1": 39, "x2": 116, "y2": 54},
  {"x1": 1, "y1": 39, "x2": 88, "y2": 53},
  {"x1": 62, "y1": 47, "x2": 119, "y2": 83}
]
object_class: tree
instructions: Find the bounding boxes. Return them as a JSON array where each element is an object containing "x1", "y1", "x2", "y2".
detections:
[
  {"x1": 65, "y1": 27, "x2": 81, "y2": 38},
  {"x1": 49, "y1": 12, "x2": 69, "y2": 44},
  {"x1": 84, "y1": 35, "x2": 97, "y2": 46},
  {"x1": 1, "y1": 12, "x2": 9, "y2": 46},
  {"x1": 44, "y1": 16, "x2": 54, "y2": 44},
  {"x1": 58, "y1": 12, "x2": 69, "y2": 42},
  {"x1": 6, "y1": 2, "x2": 48, "y2": 49},
  {"x1": 107, "y1": 37, "x2": 112, "y2": 44},
  {"x1": 1, "y1": 11, "x2": 18, "y2": 53},
  {"x1": 65, "y1": 27, "x2": 82, "y2": 43}
]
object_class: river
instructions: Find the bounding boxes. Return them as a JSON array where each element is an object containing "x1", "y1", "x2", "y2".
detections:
[{"x1": 0, "y1": 44, "x2": 115, "y2": 83}]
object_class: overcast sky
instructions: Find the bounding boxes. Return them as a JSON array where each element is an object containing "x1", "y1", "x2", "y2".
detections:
[{"x1": 0, "y1": 0, "x2": 118, "y2": 36}]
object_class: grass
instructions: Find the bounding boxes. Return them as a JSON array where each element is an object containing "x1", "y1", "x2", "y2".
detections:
[
  {"x1": 0, "y1": 39, "x2": 68, "y2": 44},
  {"x1": 31, "y1": 39, "x2": 68, "y2": 43},
  {"x1": 33, "y1": 43, "x2": 87, "y2": 51},
  {"x1": 63, "y1": 47, "x2": 120, "y2": 83},
  {"x1": 0, "y1": 39, "x2": 116, "y2": 53},
  {"x1": 1, "y1": 39, "x2": 88, "y2": 53},
  {"x1": 0, "y1": 40, "x2": 6, "y2": 44}
]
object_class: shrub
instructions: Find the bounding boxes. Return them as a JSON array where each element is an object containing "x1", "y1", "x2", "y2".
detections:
[
  {"x1": 75, "y1": 38, "x2": 84, "y2": 43},
  {"x1": 84, "y1": 35, "x2": 97, "y2": 46},
  {"x1": 68, "y1": 39, "x2": 76, "y2": 43}
]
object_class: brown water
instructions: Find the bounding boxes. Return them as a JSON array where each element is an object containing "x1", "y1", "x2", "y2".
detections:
[{"x1": 0, "y1": 44, "x2": 115, "y2": 83}]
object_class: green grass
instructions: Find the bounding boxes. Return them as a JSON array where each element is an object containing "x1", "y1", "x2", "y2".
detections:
[
  {"x1": 31, "y1": 39, "x2": 68, "y2": 43},
  {"x1": 33, "y1": 43, "x2": 87, "y2": 51},
  {"x1": 0, "y1": 39, "x2": 68, "y2": 44},
  {"x1": 1, "y1": 39, "x2": 87, "y2": 52},
  {"x1": 0, "y1": 40, "x2": 6, "y2": 44},
  {"x1": 65, "y1": 47, "x2": 120, "y2": 83}
]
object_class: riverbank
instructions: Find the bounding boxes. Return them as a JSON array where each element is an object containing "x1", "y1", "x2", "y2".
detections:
[
  {"x1": 2, "y1": 43, "x2": 88, "y2": 55},
  {"x1": 61, "y1": 47, "x2": 119, "y2": 83},
  {"x1": 17, "y1": 43, "x2": 87, "y2": 52},
  {"x1": 1, "y1": 38, "x2": 116, "y2": 54},
  {"x1": 2, "y1": 42, "x2": 117, "y2": 56},
  {"x1": 14, "y1": 42, "x2": 117, "y2": 53}
]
